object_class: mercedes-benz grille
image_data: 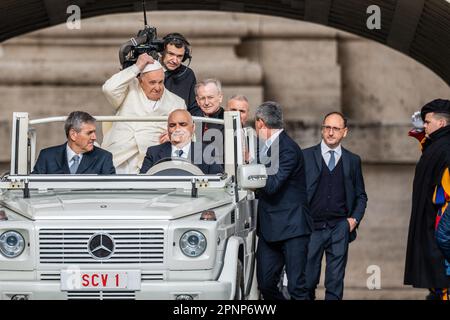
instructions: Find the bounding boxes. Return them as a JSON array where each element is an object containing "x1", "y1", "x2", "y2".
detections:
[{"x1": 39, "y1": 228, "x2": 164, "y2": 264}]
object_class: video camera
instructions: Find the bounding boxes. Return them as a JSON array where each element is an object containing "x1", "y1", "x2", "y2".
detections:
[
  {"x1": 119, "y1": 25, "x2": 164, "y2": 69},
  {"x1": 118, "y1": 0, "x2": 166, "y2": 69}
]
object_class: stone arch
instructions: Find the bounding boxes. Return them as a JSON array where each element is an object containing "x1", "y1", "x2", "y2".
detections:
[{"x1": 1, "y1": 0, "x2": 449, "y2": 85}]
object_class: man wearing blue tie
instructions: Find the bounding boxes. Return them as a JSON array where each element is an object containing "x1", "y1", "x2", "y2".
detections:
[
  {"x1": 32, "y1": 111, "x2": 116, "y2": 175},
  {"x1": 303, "y1": 112, "x2": 368, "y2": 300}
]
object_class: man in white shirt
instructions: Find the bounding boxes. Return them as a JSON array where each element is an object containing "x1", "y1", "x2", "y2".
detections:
[
  {"x1": 101, "y1": 53, "x2": 186, "y2": 173},
  {"x1": 140, "y1": 109, "x2": 223, "y2": 175}
]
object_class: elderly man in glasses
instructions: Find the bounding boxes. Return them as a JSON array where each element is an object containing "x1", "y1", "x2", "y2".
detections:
[{"x1": 302, "y1": 112, "x2": 368, "y2": 300}]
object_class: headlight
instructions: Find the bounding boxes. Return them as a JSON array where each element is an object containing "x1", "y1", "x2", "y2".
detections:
[
  {"x1": 179, "y1": 230, "x2": 207, "y2": 257},
  {"x1": 0, "y1": 231, "x2": 25, "y2": 258}
]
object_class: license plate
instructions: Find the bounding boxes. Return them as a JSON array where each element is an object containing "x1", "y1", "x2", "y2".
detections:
[{"x1": 60, "y1": 270, "x2": 141, "y2": 291}]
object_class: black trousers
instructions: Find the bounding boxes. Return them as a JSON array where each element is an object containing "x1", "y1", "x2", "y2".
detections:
[
  {"x1": 305, "y1": 219, "x2": 350, "y2": 300},
  {"x1": 256, "y1": 235, "x2": 310, "y2": 300}
]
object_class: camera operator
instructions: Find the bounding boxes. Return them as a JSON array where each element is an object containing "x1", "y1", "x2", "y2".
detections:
[
  {"x1": 140, "y1": 32, "x2": 198, "y2": 115},
  {"x1": 161, "y1": 33, "x2": 199, "y2": 115}
]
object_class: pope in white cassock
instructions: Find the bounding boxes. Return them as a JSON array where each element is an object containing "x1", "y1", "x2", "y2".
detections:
[{"x1": 101, "y1": 53, "x2": 186, "y2": 173}]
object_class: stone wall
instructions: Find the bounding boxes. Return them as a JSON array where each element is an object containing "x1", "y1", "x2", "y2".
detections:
[{"x1": 0, "y1": 11, "x2": 449, "y2": 298}]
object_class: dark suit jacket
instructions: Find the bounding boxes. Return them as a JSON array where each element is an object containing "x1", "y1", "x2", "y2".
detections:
[
  {"x1": 139, "y1": 141, "x2": 223, "y2": 175},
  {"x1": 164, "y1": 65, "x2": 198, "y2": 114},
  {"x1": 257, "y1": 131, "x2": 313, "y2": 242},
  {"x1": 32, "y1": 143, "x2": 116, "y2": 174},
  {"x1": 191, "y1": 107, "x2": 225, "y2": 164},
  {"x1": 303, "y1": 143, "x2": 368, "y2": 242}
]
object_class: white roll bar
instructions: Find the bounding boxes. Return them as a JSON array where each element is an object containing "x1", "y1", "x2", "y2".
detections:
[
  {"x1": 8, "y1": 112, "x2": 243, "y2": 187},
  {"x1": 29, "y1": 116, "x2": 225, "y2": 125}
]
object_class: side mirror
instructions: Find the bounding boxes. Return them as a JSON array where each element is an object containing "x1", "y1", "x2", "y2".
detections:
[{"x1": 237, "y1": 164, "x2": 267, "y2": 189}]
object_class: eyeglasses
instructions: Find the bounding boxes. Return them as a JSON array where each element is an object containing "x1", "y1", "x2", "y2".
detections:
[{"x1": 322, "y1": 125, "x2": 345, "y2": 132}]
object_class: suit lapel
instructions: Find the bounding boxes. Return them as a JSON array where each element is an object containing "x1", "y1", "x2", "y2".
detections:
[
  {"x1": 313, "y1": 144, "x2": 322, "y2": 171},
  {"x1": 56, "y1": 143, "x2": 70, "y2": 174},
  {"x1": 266, "y1": 130, "x2": 285, "y2": 159},
  {"x1": 160, "y1": 142, "x2": 172, "y2": 160},
  {"x1": 342, "y1": 147, "x2": 350, "y2": 179},
  {"x1": 77, "y1": 148, "x2": 97, "y2": 174}
]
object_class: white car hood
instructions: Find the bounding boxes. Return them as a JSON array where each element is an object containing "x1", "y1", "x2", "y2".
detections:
[{"x1": 1, "y1": 189, "x2": 232, "y2": 220}]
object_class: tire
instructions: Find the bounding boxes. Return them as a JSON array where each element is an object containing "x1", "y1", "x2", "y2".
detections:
[{"x1": 234, "y1": 259, "x2": 245, "y2": 300}]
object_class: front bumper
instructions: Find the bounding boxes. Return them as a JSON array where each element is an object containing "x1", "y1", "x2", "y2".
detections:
[
  {"x1": 0, "y1": 236, "x2": 243, "y2": 300},
  {"x1": 0, "y1": 280, "x2": 232, "y2": 300}
]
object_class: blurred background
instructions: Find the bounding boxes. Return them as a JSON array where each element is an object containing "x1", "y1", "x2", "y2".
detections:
[{"x1": 0, "y1": 10, "x2": 449, "y2": 299}]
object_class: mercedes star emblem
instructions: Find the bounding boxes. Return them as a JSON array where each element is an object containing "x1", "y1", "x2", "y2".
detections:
[{"x1": 87, "y1": 233, "x2": 115, "y2": 260}]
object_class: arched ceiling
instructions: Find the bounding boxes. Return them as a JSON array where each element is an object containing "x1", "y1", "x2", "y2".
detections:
[{"x1": 1, "y1": 0, "x2": 449, "y2": 85}]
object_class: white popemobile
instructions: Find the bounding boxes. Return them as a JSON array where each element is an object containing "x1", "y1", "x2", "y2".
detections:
[{"x1": 0, "y1": 111, "x2": 266, "y2": 300}]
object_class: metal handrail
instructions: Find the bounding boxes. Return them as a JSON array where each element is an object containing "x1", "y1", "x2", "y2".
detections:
[{"x1": 29, "y1": 116, "x2": 225, "y2": 125}]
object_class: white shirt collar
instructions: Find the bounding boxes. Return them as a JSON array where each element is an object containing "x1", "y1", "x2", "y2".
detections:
[
  {"x1": 320, "y1": 140, "x2": 342, "y2": 156},
  {"x1": 265, "y1": 129, "x2": 284, "y2": 149},
  {"x1": 171, "y1": 142, "x2": 191, "y2": 159},
  {"x1": 320, "y1": 140, "x2": 343, "y2": 165},
  {"x1": 66, "y1": 144, "x2": 83, "y2": 164}
]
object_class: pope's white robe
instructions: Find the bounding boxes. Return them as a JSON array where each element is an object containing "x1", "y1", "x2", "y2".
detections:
[{"x1": 101, "y1": 64, "x2": 186, "y2": 173}]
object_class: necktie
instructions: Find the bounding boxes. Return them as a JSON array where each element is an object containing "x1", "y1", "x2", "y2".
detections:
[
  {"x1": 328, "y1": 150, "x2": 335, "y2": 171},
  {"x1": 261, "y1": 144, "x2": 268, "y2": 156},
  {"x1": 176, "y1": 149, "x2": 184, "y2": 158},
  {"x1": 259, "y1": 143, "x2": 269, "y2": 164},
  {"x1": 69, "y1": 155, "x2": 80, "y2": 174}
]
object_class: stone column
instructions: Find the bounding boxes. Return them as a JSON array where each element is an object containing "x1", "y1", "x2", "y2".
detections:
[{"x1": 236, "y1": 14, "x2": 342, "y2": 121}]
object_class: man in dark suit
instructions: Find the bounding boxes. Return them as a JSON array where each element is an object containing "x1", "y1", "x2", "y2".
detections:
[
  {"x1": 255, "y1": 101, "x2": 312, "y2": 300},
  {"x1": 303, "y1": 112, "x2": 367, "y2": 300},
  {"x1": 140, "y1": 109, "x2": 223, "y2": 174},
  {"x1": 32, "y1": 111, "x2": 115, "y2": 174}
]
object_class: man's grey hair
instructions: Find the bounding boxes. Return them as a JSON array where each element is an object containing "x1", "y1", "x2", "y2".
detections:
[
  {"x1": 64, "y1": 111, "x2": 96, "y2": 137},
  {"x1": 228, "y1": 95, "x2": 249, "y2": 103},
  {"x1": 255, "y1": 101, "x2": 284, "y2": 129},
  {"x1": 195, "y1": 78, "x2": 222, "y2": 96}
]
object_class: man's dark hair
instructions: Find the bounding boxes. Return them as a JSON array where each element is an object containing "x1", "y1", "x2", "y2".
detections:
[
  {"x1": 163, "y1": 32, "x2": 190, "y2": 49},
  {"x1": 162, "y1": 33, "x2": 191, "y2": 64},
  {"x1": 323, "y1": 111, "x2": 348, "y2": 128},
  {"x1": 255, "y1": 101, "x2": 284, "y2": 129},
  {"x1": 64, "y1": 111, "x2": 96, "y2": 137},
  {"x1": 420, "y1": 99, "x2": 450, "y2": 121}
]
